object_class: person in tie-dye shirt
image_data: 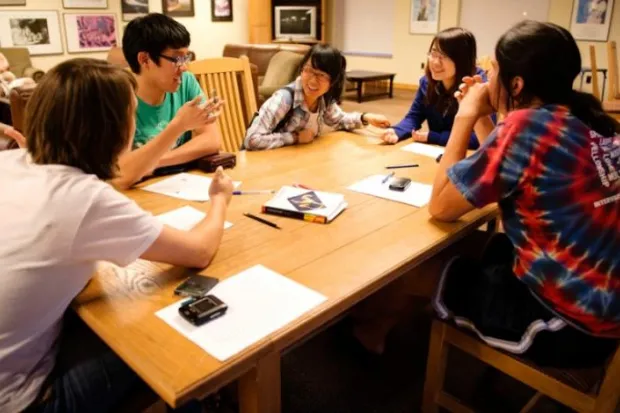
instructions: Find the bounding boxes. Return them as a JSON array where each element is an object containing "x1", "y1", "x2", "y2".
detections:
[{"x1": 430, "y1": 20, "x2": 619, "y2": 367}]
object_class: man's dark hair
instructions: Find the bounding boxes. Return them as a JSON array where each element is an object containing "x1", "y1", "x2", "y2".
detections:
[{"x1": 123, "y1": 13, "x2": 190, "y2": 74}]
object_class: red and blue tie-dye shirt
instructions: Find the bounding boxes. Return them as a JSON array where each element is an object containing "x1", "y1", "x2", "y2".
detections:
[{"x1": 448, "y1": 105, "x2": 620, "y2": 337}]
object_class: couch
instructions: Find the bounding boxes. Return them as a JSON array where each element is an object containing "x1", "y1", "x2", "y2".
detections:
[
  {"x1": 223, "y1": 43, "x2": 310, "y2": 105},
  {"x1": 0, "y1": 47, "x2": 45, "y2": 82}
]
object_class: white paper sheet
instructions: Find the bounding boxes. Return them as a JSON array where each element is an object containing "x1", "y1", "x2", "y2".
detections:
[
  {"x1": 156, "y1": 265, "x2": 327, "y2": 361},
  {"x1": 141, "y1": 173, "x2": 241, "y2": 202},
  {"x1": 157, "y1": 206, "x2": 232, "y2": 230},
  {"x1": 401, "y1": 142, "x2": 445, "y2": 158},
  {"x1": 348, "y1": 175, "x2": 433, "y2": 207}
]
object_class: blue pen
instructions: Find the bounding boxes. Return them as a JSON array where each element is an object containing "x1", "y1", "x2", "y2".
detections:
[{"x1": 382, "y1": 171, "x2": 395, "y2": 184}]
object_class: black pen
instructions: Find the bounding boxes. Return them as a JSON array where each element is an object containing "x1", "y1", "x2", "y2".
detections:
[
  {"x1": 244, "y1": 213, "x2": 281, "y2": 230},
  {"x1": 385, "y1": 164, "x2": 419, "y2": 169}
]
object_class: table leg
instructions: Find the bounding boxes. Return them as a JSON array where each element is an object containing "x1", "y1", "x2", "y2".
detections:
[
  {"x1": 357, "y1": 81, "x2": 363, "y2": 103},
  {"x1": 238, "y1": 351, "x2": 281, "y2": 413},
  {"x1": 389, "y1": 76, "x2": 394, "y2": 98}
]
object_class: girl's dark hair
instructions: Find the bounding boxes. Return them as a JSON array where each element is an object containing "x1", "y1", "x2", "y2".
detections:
[
  {"x1": 25, "y1": 58, "x2": 137, "y2": 180},
  {"x1": 425, "y1": 27, "x2": 477, "y2": 116},
  {"x1": 496, "y1": 20, "x2": 619, "y2": 136},
  {"x1": 299, "y1": 44, "x2": 347, "y2": 105}
]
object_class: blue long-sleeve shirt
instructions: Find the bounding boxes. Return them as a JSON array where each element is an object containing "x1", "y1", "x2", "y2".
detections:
[{"x1": 393, "y1": 68, "x2": 493, "y2": 149}]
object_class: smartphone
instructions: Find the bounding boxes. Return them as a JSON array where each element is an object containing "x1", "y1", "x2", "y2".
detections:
[
  {"x1": 174, "y1": 274, "x2": 219, "y2": 298},
  {"x1": 179, "y1": 294, "x2": 228, "y2": 326},
  {"x1": 389, "y1": 177, "x2": 412, "y2": 192}
]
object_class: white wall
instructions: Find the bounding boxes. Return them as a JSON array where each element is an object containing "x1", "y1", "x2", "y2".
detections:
[
  {"x1": 327, "y1": 0, "x2": 620, "y2": 87},
  {"x1": 4, "y1": 0, "x2": 249, "y2": 71}
]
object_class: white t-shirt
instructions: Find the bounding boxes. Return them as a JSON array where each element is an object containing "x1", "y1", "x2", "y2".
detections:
[
  {"x1": 306, "y1": 111, "x2": 320, "y2": 140},
  {"x1": 0, "y1": 149, "x2": 163, "y2": 412}
]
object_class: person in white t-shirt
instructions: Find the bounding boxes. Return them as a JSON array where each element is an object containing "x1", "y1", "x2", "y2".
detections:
[{"x1": 0, "y1": 58, "x2": 233, "y2": 413}]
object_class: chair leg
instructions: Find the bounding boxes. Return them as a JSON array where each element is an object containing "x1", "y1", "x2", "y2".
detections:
[
  {"x1": 422, "y1": 320, "x2": 449, "y2": 413},
  {"x1": 519, "y1": 392, "x2": 544, "y2": 413},
  {"x1": 592, "y1": 345, "x2": 620, "y2": 413}
]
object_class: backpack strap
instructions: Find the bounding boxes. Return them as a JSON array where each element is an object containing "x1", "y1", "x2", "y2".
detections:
[
  {"x1": 273, "y1": 86, "x2": 296, "y2": 132},
  {"x1": 242, "y1": 86, "x2": 296, "y2": 150}
]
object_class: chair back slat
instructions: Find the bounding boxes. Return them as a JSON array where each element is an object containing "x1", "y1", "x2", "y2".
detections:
[
  {"x1": 188, "y1": 57, "x2": 257, "y2": 152},
  {"x1": 607, "y1": 41, "x2": 619, "y2": 101}
]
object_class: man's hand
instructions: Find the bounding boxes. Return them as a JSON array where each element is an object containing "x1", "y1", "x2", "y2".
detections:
[
  {"x1": 208, "y1": 166, "x2": 234, "y2": 205},
  {"x1": 173, "y1": 96, "x2": 219, "y2": 132},
  {"x1": 4, "y1": 127, "x2": 26, "y2": 148}
]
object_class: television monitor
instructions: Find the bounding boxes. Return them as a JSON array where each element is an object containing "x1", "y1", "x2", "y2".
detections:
[{"x1": 274, "y1": 6, "x2": 317, "y2": 41}]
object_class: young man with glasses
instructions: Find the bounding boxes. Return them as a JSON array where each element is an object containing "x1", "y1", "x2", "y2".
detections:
[{"x1": 117, "y1": 13, "x2": 223, "y2": 189}]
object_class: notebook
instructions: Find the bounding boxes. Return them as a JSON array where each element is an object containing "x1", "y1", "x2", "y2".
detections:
[{"x1": 261, "y1": 186, "x2": 347, "y2": 224}]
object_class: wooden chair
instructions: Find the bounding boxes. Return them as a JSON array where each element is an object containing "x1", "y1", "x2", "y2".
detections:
[
  {"x1": 189, "y1": 56, "x2": 257, "y2": 153},
  {"x1": 589, "y1": 45, "x2": 601, "y2": 101},
  {"x1": 422, "y1": 320, "x2": 620, "y2": 413},
  {"x1": 603, "y1": 41, "x2": 620, "y2": 118}
]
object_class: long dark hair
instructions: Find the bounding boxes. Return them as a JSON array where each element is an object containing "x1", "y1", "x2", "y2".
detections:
[
  {"x1": 298, "y1": 44, "x2": 347, "y2": 105},
  {"x1": 425, "y1": 27, "x2": 477, "y2": 116},
  {"x1": 496, "y1": 20, "x2": 619, "y2": 136}
]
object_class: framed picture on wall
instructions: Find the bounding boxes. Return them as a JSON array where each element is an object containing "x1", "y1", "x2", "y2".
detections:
[
  {"x1": 211, "y1": 0, "x2": 233, "y2": 22},
  {"x1": 162, "y1": 0, "x2": 194, "y2": 17},
  {"x1": 121, "y1": 0, "x2": 149, "y2": 22},
  {"x1": 64, "y1": 13, "x2": 119, "y2": 53},
  {"x1": 410, "y1": 0, "x2": 440, "y2": 34},
  {"x1": 63, "y1": 0, "x2": 108, "y2": 8},
  {"x1": 0, "y1": 0, "x2": 27, "y2": 5},
  {"x1": 0, "y1": 10, "x2": 63, "y2": 55},
  {"x1": 570, "y1": 0, "x2": 615, "y2": 41}
]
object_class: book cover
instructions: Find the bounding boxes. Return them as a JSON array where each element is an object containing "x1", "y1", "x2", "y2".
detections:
[{"x1": 262, "y1": 186, "x2": 347, "y2": 224}]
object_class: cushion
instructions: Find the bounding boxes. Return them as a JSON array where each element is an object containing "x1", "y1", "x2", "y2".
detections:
[{"x1": 260, "y1": 51, "x2": 304, "y2": 88}]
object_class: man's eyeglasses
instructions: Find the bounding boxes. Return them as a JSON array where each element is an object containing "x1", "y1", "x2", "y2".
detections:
[
  {"x1": 302, "y1": 66, "x2": 331, "y2": 83},
  {"x1": 158, "y1": 54, "x2": 193, "y2": 67}
]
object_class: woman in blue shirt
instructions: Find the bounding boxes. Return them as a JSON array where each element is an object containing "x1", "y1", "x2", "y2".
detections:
[{"x1": 381, "y1": 27, "x2": 489, "y2": 149}]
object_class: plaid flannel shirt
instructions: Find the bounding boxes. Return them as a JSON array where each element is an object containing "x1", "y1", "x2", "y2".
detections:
[{"x1": 244, "y1": 77, "x2": 364, "y2": 150}]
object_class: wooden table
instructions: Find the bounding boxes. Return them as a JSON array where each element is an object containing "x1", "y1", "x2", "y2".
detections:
[
  {"x1": 73, "y1": 132, "x2": 496, "y2": 412},
  {"x1": 345, "y1": 71, "x2": 396, "y2": 103}
]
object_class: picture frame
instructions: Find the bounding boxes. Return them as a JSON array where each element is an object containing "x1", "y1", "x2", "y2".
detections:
[
  {"x1": 0, "y1": 0, "x2": 27, "y2": 5},
  {"x1": 570, "y1": 0, "x2": 615, "y2": 42},
  {"x1": 121, "y1": 0, "x2": 149, "y2": 22},
  {"x1": 0, "y1": 10, "x2": 63, "y2": 55},
  {"x1": 63, "y1": 13, "x2": 119, "y2": 53},
  {"x1": 211, "y1": 0, "x2": 232, "y2": 22},
  {"x1": 162, "y1": 0, "x2": 194, "y2": 17},
  {"x1": 62, "y1": 0, "x2": 108, "y2": 9},
  {"x1": 409, "y1": 0, "x2": 440, "y2": 35}
]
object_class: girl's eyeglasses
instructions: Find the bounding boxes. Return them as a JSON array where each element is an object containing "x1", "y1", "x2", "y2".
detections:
[
  {"x1": 427, "y1": 50, "x2": 449, "y2": 63},
  {"x1": 302, "y1": 66, "x2": 331, "y2": 83}
]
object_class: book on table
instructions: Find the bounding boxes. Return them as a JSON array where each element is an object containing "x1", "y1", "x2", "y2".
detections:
[{"x1": 261, "y1": 186, "x2": 347, "y2": 224}]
